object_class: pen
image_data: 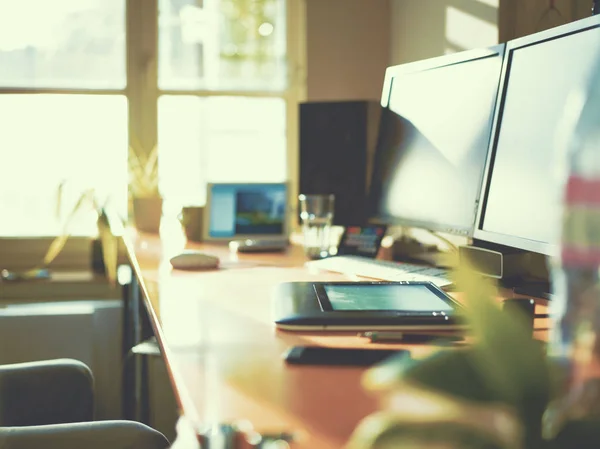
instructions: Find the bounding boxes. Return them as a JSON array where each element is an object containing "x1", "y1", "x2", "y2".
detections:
[{"x1": 359, "y1": 331, "x2": 464, "y2": 343}]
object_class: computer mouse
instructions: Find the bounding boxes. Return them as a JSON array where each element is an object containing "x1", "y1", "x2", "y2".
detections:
[{"x1": 169, "y1": 251, "x2": 220, "y2": 270}]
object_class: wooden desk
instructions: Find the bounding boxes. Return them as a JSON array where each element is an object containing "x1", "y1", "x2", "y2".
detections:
[
  {"x1": 120, "y1": 221, "x2": 549, "y2": 448},
  {"x1": 120, "y1": 220, "x2": 452, "y2": 449}
]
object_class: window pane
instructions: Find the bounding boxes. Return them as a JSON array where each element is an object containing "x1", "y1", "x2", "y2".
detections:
[
  {"x1": 0, "y1": 95, "x2": 128, "y2": 236},
  {"x1": 159, "y1": 0, "x2": 287, "y2": 91},
  {"x1": 158, "y1": 95, "x2": 286, "y2": 209},
  {"x1": 0, "y1": 0, "x2": 125, "y2": 89}
]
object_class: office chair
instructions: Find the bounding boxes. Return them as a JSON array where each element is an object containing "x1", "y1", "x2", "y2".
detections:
[{"x1": 0, "y1": 358, "x2": 169, "y2": 449}]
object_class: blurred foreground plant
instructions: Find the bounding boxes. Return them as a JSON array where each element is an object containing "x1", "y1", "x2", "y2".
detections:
[{"x1": 346, "y1": 257, "x2": 600, "y2": 449}]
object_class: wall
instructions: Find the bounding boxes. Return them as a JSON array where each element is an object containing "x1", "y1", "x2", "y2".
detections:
[
  {"x1": 390, "y1": 0, "x2": 499, "y2": 65},
  {"x1": 305, "y1": 0, "x2": 391, "y2": 101},
  {"x1": 499, "y1": 0, "x2": 594, "y2": 42},
  {"x1": 389, "y1": 0, "x2": 595, "y2": 66}
]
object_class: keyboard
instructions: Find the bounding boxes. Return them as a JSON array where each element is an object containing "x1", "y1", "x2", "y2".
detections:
[{"x1": 305, "y1": 255, "x2": 452, "y2": 287}]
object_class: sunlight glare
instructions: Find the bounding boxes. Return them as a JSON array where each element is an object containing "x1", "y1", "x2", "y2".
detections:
[
  {"x1": 475, "y1": 0, "x2": 499, "y2": 7},
  {"x1": 179, "y1": 4, "x2": 211, "y2": 44},
  {"x1": 158, "y1": 96, "x2": 286, "y2": 211},
  {"x1": 446, "y1": 6, "x2": 498, "y2": 50},
  {"x1": 0, "y1": 0, "x2": 100, "y2": 51},
  {"x1": 258, "y1": 22, "x2": 274, "y2": 37},
  {"x1": 0, "y1": 95, "x2": 127, "y2": 236}
]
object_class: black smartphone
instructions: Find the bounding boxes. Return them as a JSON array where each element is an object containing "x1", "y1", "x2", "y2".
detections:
[{"x1": 283, "y1": 345, "x2": 409, "y2": 367}]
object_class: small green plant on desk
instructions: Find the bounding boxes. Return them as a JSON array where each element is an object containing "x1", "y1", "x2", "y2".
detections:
[
  {"x1": 0, "y1": 183, "x2": 118, "y2": 285},
  {"x1": 346, "y1": 260, "x2": 600, "y2": 449},
  {"x1": 129, "y1": 137, "x2": 159, "y2": 199},
  {"x1": 128, "y1": 137, "x2": 162, "y2": 233}
]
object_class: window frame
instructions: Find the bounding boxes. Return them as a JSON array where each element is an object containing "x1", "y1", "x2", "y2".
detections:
[{"x1": 0, "y1": 0, "x2": 306, "y2": 269}]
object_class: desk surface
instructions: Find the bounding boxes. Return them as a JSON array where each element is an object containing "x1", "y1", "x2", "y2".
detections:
[{"x1": 122, "y1": 221, "x2": 547, "y2": 449}]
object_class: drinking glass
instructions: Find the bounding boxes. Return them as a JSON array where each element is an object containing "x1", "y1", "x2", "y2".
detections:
[{"x1": 299, "y1": 194, "x2": 335, "y2": 259}]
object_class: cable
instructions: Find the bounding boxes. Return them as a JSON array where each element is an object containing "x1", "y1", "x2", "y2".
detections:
[
  {"x1": 426, "y1": 230, "x2": 459, "y2": 253},
  {"x1": 387, "y1": 227, "x2": 458, "y2": 253}
]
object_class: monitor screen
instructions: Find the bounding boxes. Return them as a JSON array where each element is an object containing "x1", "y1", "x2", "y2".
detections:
[
  {"x1": 475, "y1": 16, "x2": 600, "y2": 255},
  {"x1": 368, "y1": 45, "x2": 505, "y2": 236},
  {"x1": 204, "y1": 183, "x2": 288, "y2": 240}
]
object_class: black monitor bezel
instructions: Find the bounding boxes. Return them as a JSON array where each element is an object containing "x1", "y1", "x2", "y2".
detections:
[
  {"x1": 370, "y1": 44, "x2": 506, "y2": 237},
  {"x1": 473, "y1": 15, "x2": 600, "y2": 257}
]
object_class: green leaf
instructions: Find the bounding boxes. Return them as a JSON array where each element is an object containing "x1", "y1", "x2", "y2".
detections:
[
  {"x1": 452, "y1": 260, "x2": 549, "y2": 400},
  {"x1": 451, "y1": 259, "x2": 551, "y2": 445},
  {"x1": 97, "y1": 209, "x2": 118, "y2": 285},
  {"x1": 363, "y1": 259, "x2": 551, "y2": 447}
]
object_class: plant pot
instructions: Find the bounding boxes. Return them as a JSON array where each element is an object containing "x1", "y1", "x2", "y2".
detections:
[
  {"x1": 179, "y1": 206, "x2": 204, "y2": 242},
  {"x1": 132, "y1": 196, "x2": 163, "y2": 234},
  {"x1": 91, "y1": 238, "x2": 106, "y2": 276}
]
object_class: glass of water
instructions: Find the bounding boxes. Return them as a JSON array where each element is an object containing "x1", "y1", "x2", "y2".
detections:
[{"x1": 299, "y1": 194, "x2": 335, "y2": 259}]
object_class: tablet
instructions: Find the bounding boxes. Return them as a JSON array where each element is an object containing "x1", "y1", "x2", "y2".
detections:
[
  {"x1": 273, "y1": 281, "x2": 464, "y2": 331},
  {"x1": 314, "y1": 282, "x2": 455, "y2": 312}
]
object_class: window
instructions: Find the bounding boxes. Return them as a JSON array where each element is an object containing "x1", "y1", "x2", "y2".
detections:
[
  {"x1": 0, "y1": 0, "x2": 127, "y2": 237},
  {"x1": 158, "y1": 95, "x2": 286, "y2": 207},
  {"x1": 158, "y1": 0, "x2": 287, "y2": 91},
  {"x1": 156, "y1": 0, "x2": 296, "y2": 215},
  {"x1": 0, "y1": 95, "x2": 128, "y2": 236},
  {"x1": 0, "y1": 0, "x2": 126, "y2": 89},
  {"x1": 0, "y1": 0, "x2": 305, "y2": 250}
]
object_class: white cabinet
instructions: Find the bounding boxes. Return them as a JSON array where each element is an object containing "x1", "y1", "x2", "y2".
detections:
[{"x1": 0, "y1": 299, "x2": 123, "y2": 420}]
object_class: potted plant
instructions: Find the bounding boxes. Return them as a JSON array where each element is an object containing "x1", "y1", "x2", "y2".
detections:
[
  {"x1": 1, "y1": 183, "x2": 118, "y2": 285},
  {"x1": 128, "y1": 137, "x2": 162, "y2": 234}
]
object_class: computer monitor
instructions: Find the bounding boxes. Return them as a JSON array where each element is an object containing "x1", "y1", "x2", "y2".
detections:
[
  {"x1": 368, "y1": 44, "x2": 505, "y2": 236},
  {"x1": 203, "y1": 182, "x2": 289, "y2": 241},
  {"x1": 474, "y1": 16, "x2": 600, "y2": 256}
]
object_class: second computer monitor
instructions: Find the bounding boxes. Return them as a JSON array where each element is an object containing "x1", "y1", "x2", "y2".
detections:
[
  {"x1": 368, "y1": 45, "x2": 505, "y2": 236},
  {"x1": 475, "y1": 15, "x2": 600, "y2": 256}
]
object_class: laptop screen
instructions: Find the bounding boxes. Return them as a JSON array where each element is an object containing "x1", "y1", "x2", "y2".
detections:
[{"x1": 206, "y1": 183, "x2": 288, "y2": 240}]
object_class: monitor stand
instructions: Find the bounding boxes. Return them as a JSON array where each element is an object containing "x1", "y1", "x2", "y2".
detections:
[
  {"x1": 505, "y1": 273, "x2": 552, "y2": 300},
  {"x1": 470, "y1": 239, "x2": 553, "y2": 299},
  {"x1": 512, "y1": 281, "x2": 553, "y2": 301}
]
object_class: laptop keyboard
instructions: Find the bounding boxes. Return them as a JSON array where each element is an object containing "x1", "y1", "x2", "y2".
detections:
[{"x1": 305, "y1": 255, "x2": 452, "y2": 288}]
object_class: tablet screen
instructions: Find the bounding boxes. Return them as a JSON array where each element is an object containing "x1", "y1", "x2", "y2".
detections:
[{"x1": 322, "y1": 284, "x2": 454, "y2": 312}]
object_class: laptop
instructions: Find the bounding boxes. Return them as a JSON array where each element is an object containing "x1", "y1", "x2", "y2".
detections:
[{"x1": 203, "y1": 182, "x2": 290, "y2": 247}]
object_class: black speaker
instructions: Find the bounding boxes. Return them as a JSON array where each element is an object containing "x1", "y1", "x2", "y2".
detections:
[{"x1": 299, "y1": 100, "x2": 382, "y2": 226}]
